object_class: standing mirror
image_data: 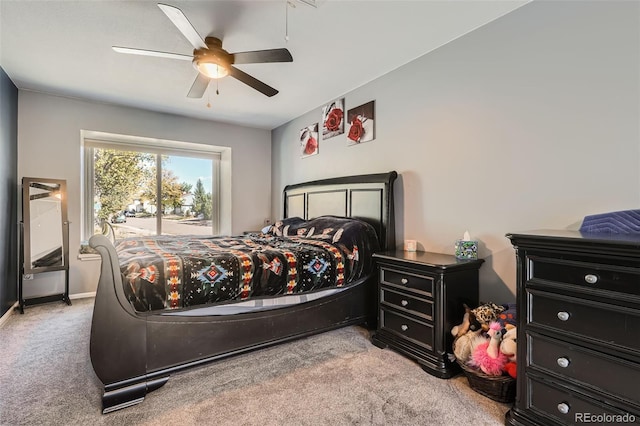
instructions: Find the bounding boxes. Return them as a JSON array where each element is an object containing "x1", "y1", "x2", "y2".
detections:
[{"x1": 18, "y1": 177, "x2": 70, "y2": 313}]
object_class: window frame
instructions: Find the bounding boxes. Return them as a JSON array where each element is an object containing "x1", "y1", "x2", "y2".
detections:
[{"x1": 81, "y1": 131, "x2": 223, "y2": 241}]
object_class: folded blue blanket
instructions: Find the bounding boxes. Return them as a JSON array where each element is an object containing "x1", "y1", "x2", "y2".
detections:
[{"x1": 579, "y1": 209, "x2": 640, "y2": 234}]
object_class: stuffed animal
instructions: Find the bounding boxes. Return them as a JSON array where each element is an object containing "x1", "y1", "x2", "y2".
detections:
[
  {"x1": 451, "y1": 304, "x2": 473, "y2": 338},
  {"x1": 499, "y1": 327, "x2": 517, "y2": 378},
  {"x1": 504, "y1": 362, "x2": 517, "y2": 379},
  {"x1": 452, "y1": 329, "x2": 482, "y2": 363},
  {"x1": 467, "y1": 310, "x2": 482, "y2": 333},
  {"x1": 471, "y1": 302, "x2": 506, "y2": 331},
  {"x1": 469, "y1": 321, "x2": 508, "y2": 376},
  {"x1": 499, "y1": 327, "x2": 517, "y2": 362},
  {"x1": 497, "y1": 303, "x2": 517, "y2": 329}
]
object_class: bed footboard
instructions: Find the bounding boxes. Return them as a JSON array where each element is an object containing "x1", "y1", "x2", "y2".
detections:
[{"x1": 89, "y1": 234, "x2": 166, "y2": 413}]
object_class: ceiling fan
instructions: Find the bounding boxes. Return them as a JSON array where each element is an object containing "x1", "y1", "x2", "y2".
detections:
[{"x1": 113, "y1": 3, "x2": 293, "y2": 98}]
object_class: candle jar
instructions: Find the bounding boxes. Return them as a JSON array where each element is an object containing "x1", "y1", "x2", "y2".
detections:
[
  {"x1": 404, "y1": 240, "x2": 417, "y2": 252},
  {"x1": 455, "y1": 239, "x2": 478, "y2": 260}
]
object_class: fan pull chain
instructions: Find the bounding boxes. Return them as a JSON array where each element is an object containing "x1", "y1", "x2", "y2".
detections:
[
  {"x1": 206, "y1": 89, "x2": 211, "y2": 108},
  {"x1": 216, "y1": 79, "x2": 219, "y2": 95}
]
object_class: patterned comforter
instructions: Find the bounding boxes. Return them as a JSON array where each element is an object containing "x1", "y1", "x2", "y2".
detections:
[{"x1": 116, "y1": 216, "x2": 380, "y2": 312}]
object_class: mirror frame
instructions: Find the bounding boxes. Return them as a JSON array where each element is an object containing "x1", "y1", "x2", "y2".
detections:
[{"x1": 22, "y1": 177, "x2": 69, "y2": 275}]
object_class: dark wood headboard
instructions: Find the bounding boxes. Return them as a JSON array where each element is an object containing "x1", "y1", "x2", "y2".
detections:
[{"x1": 283, "y1": 171, "x2": 398, "y2": 251}]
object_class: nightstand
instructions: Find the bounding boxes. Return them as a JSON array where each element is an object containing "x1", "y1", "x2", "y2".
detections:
[{"x1": 371, "y1": 250, "x2": 483, "y2": 378}]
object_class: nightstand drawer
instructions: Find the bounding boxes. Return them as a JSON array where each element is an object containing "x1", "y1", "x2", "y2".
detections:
[
  {"x1": 528, "y1": 376, "x2": 633, "y2": 425},
  {"x1": 529, "y1": 333, "x2": 640, "y2": 403},
  {"x1": 529, "y1": 290, "x2": 640, "y2": 353},
  {"x1": 380, "y1": 309, "x2": 434, "y2": 349},
  {"x1": 380, "y1": 268, "x2": 433, "y2": 295},
  {"x1": 381, "y1": 286, "x2": 433, "y2": 320},
  {"x1": 530, "y1": 256, "x2": 640, "y2": 298}
]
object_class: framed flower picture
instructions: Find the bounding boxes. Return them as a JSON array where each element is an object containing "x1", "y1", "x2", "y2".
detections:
[
  {"x1": 300, "y1": 123, "x2": 319, "y2": 158},
  {"x1": 347, "y1": 100, "x2": 375, "y2": 145},
  {"x1": 321, "y1": 98, "x2": 345, "y2": 139}
]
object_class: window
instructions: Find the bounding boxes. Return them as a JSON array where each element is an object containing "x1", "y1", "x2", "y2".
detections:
[{"x1": 82, "y1": 132, "x2": 226, "y2": 241}]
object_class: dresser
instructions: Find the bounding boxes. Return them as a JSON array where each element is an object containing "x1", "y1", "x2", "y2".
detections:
[
  {"x1": 371, "y1": 250, "x2": 483, "y2": 378},
  {"x1": 506, "y1": 231, "x2": 640, "y2": 426}
]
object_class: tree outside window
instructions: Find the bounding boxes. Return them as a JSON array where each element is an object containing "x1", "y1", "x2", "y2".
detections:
[{"x1": 91, "y1": 147, "x2": 215, "y2": 239}]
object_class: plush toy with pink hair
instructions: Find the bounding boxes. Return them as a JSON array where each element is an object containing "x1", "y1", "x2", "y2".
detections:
[{"x1": 469, "y1": 321, "x2": 508, "y2": 376}]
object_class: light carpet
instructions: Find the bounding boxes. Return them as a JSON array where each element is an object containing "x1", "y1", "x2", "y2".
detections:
[{"x1": 0, "y1": 298, "x2": 510, "y2": 425}]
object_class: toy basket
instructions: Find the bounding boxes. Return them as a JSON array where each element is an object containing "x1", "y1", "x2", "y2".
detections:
[{"x1": 457, "y1": 360, "x2": 516, "y2": 403}]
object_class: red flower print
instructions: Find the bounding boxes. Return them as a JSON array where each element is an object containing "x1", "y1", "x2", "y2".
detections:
[
  {"x1": 348, "y1": 117, "x2": 364, "y2": 142},
  {"x1": 325, "y1": 108, "x2": 343, "y2": 132},
  {"x1": 304, "y1": 135, "x2": 317, "y2": 155}
]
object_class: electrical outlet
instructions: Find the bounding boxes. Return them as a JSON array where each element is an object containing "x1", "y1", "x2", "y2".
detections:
[{"x1": 23, "y1": 274, "x2": 34, "y2": 280}]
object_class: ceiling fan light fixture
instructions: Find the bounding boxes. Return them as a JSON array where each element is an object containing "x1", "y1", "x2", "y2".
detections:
[
  {"x1": 196, "y1": 60, "x2": 229, "y2": 79},
  {"x1": 114, "y1": 5, "x2": 290, "y2": 97}
]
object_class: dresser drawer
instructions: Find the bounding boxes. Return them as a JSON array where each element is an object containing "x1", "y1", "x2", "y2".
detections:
[
  {"x1": 380, "y1": 267, "x2": 433, "y2": 295},
  {"x1": 381, "y1": 286, "x2": 433, "y2": 320},
  {"x1": 380, "y1": 308, "x2": 434, "y2": 350},
  {"x1": 529, "y1": 333, "x2": 640, "y2": 403},
  {"x1": 527, "y1": 376, "x2": 635, "y2": 424},
  {"x1": 530, "y1": 256, "x2": 640, "y2": 298},
  {"x1": 529, "y1": 290, "x2": 640, "y2": 354}
]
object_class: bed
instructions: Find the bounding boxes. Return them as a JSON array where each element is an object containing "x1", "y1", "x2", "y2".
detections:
[{"x1": 88, "y1": 171, "x2": 398, "y2": 413}]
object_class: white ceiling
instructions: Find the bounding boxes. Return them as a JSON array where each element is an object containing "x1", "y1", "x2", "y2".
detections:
[{"x1": 0, "y1": 0, "x2": 529, "y2": 130}]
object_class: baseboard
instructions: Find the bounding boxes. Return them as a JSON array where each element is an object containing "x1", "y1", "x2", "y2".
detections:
[
  {"x1": 0, "y1": 302, "x2": 19, "y2": 328},
  {"x1": 70, "y1": 291, "x2": 96, "y2": 300},
  {"x1": 0, "y1": 293, "x2": 95, "y2": 328}
]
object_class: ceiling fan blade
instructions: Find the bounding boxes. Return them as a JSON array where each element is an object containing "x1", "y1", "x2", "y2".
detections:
[
  {"x1": 112, "y1": 46, "x2": 193, "y2": 61},
  {"x1": 232, "y1": 48, "x2": 293, "y2": 65},
  {"x1": 158, "y1": 3, "x2": 207, "y2": 50},
  {"x1": 228, "y1": 66, "x2": 279, "y2": 97},
  {"x1": 187, "y1": 73, "x2": 210, "y2": 98}
]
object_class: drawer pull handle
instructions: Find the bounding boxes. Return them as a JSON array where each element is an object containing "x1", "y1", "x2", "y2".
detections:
[
  {"x1": 557, "y1": 311, "x2": 570, "y2": 321},
  {"x1": 584, "y1": 274, "x2": 598, "y2": 284},
  {"x1": 557, "y1": 357, "x2": 570, "y2": 368},
  {"x1": 557, "y1": 402, "x2": 570, "y2": 414},
  {"x1": 401, "y1": 300, "x2": 409, "y2": 307},
  {"x1": 401, "y1": 278, "x2": 408, "y2": 284},
  {"x1": 401, "y1": 324, "x2": 409, "y2": 331}
]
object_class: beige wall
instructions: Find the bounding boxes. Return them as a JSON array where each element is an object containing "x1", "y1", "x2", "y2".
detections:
[
  {"x1": 18, "y1": 91, "x2": 271, "y2": 296},
  {"x1": 271, "y1": 1, "x2": 640, "y2": 302}
]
